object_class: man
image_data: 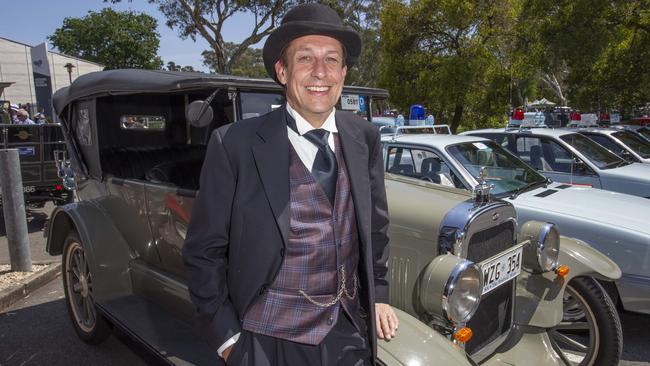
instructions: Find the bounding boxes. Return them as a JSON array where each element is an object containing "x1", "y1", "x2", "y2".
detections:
[
  {"x1": 16, "y1": 109, "x2": 35, "y2": 124},
  {"x1": 183, "y1": 3, "x2": 397, "y2": 365}
]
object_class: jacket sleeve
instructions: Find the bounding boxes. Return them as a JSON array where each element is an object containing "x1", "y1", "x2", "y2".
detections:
[
  {"x1": 182, "y1": 127, "x2": 241, "y2": 350},
  {"x1": 368, "y1": 128, "x2": 391, "y2": 304}
]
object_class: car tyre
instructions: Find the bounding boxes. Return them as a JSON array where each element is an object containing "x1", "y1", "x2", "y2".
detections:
[
  {"x1": 549, "y1": 276, "x2": 622, "y2": 366},
  {"x1": 62, "y1": 231, "x2": 111, "y2": 344}
]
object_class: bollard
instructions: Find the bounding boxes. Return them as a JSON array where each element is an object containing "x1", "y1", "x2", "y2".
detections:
[{"x1": 0, "y1": 149, "x2": 32, "y2": 272}]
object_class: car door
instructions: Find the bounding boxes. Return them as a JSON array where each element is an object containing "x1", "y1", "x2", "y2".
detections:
[{"x1": 513, "y1": 135, "x2": 602, "y2": 188}]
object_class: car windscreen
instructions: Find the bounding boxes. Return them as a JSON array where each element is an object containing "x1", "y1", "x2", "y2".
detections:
[
  {"x1": 637, "y1": 128, "x2": 650, "y2": 141},
  {"x1": 612, "y1": 131, "x2": 650, "y2": 158},
  {"x1": 559, "y1": 133, "x2": 625, "y2": 169},
  {"x1": 447, "y1": 140, "x2": 546, "y2": 196}
]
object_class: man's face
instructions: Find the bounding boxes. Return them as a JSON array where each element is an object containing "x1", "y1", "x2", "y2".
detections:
[{"x1": 275, "y1": 35, "x2": 347, "y2": 126}]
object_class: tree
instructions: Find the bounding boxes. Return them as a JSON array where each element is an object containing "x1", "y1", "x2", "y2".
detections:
[
  {"x1": 49, "y1": 8, "x2": 163, "y2": 70},
  {"x1": 202, "y1": 43, "x2": 266, "y2": 78},
  {"x1": 166, "y1": 61, "x2": 197, "y2": 72},
  {"x1": 109, "y1": 0, "x2": 291, "y2": 74},
  {"x1": 518, "y1": 0, "x2": 650, "y2": 113},
  {"x1": 380, "y1": 0, "x2": 517, "y2": 132}
]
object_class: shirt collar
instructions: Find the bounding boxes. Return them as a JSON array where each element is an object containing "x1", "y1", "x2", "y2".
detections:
[{"x1": 286, "y1": 103, "x2": 337, "y2": 136}]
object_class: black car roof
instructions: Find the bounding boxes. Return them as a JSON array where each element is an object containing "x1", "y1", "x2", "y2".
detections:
[{"x1": 52, "y1": 69, "x2": 389, "y2": 116}]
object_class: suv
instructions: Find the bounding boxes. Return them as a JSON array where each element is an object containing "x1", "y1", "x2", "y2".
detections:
[
  {"x1": 48, "y1": 70, "x2": 620, "y2": 365},
  {"x1": 0, "y1": 123, "x2": 73, "y2": 207},
  {"x1": 464, "y1": 128, "x2": 650, "y2": 198}
]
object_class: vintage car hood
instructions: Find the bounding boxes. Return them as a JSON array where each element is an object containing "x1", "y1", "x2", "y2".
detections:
[{"x1": 506, "y1": 183, "x2": 649, "y2": 234}]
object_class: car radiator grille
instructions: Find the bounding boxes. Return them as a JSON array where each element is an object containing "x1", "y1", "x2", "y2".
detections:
[{"x1": 465, "y1": 221, "x2": 516, "y2": 355}]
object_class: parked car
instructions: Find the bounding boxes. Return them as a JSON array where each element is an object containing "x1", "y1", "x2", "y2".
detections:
[
  {"x1": 463, "y1": 127, "x2": 650, "y2": 198},
  {"x1": 48, "y1": 70, "x2": 621, "y2": 366},
  {"x1": 611, "y1": 124, "x2": 650, "y2": 143},
  {"x1": 381, "y1": 130, "x2": 650, "y2": 316},
  {"x1": 0, "y1": 123, "x2": 73, "y2": 207},
  {"x1": 576, "y1": 128, "x2": 650, "y2": 163}
]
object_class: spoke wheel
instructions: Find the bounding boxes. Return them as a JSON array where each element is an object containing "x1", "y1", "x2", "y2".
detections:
[
  {"x1": 62, "y1": 231, "x2": 111, "y2": 344},
  {"x1": 549, "y1": 277, "x2": 622, "y2": 366}
]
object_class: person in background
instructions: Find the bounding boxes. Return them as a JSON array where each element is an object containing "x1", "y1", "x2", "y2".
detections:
[
  {"x1": 33, "y1": 107, "x2": 48, "y2": 124},
  {"x1": 16, "y1": 109, "x2": 35, "y2": 124}
]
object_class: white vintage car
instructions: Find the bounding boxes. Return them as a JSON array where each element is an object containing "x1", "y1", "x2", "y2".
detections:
[{"x1": 381, "y1": 129, "x2": 650, "y2": 317}]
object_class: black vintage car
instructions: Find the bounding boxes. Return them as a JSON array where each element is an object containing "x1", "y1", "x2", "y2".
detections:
[
  {"x1": 47, "y1": 70, "x2": 621, "y2": 366},
  {"x1": 0, "y1": 123, "x2": 72, "y2": 207}
]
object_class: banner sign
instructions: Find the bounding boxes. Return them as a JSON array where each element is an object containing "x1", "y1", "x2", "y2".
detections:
[{"x1": 30, "y1": 43, "x2": 53, "y2": 119}]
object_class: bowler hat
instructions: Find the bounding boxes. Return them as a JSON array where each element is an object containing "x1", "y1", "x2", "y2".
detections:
[{"x1": 263, "y1": 3, "x2": 361, "y2": 84}]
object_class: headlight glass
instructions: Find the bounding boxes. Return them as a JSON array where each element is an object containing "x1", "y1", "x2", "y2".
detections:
[
  {"x1": 444, "y1": 261, "x2": 483, "y2": 323},
  {"x1": 538, "y1": 223, "x2": 560, "y2": 272}
]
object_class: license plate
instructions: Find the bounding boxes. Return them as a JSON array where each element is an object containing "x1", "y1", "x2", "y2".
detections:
[{"x1": 479, "y1": 245, "x2": 523, "y2": 295}]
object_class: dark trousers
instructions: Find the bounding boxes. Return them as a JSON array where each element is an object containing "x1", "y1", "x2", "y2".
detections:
[{"x1": 227, "y1": 309, "x2": 372, "y2": 366}]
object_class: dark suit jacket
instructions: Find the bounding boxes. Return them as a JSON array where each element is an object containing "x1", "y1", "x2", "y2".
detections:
[{"x1": 182, "y1": 105, "x2": 390, "y2": 360}]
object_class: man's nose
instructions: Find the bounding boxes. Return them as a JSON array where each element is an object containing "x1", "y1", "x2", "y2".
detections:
[{"x1": 311, "y1": 58, "x2": 327, "y2": 79}]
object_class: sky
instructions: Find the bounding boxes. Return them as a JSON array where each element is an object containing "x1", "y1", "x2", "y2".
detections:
[{"x1": 0, "y1": 0, "x2": 259, "y2": 72}]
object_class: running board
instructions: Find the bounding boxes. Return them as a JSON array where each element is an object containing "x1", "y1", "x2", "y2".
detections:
[{"x1": 100, "y1": 295, "x2": 220, "y2": 366}]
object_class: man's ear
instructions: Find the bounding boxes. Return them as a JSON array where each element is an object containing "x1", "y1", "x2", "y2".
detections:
[
  {"x1": 275, "y1": 61, "x2": 287, "y2": 86},
  {"x1": 342, "y1": 65, "x2": 347, "y2": 79}
]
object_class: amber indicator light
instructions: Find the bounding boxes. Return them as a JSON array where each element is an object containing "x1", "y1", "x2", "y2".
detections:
[
  {"x1": 453, "y1": 327, "x2": 473, "y2": 343},
  {"x1": 556, "y1": 265, "x2": 570, "y2": 278}
]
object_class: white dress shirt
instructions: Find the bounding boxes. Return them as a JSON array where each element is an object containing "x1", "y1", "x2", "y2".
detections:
[
  {"x1": 217, "y1": 104, "x2": 338, "y2": 358},
  {"x1": 286, "y1": 103, "x2": 337, "y2": 171}
]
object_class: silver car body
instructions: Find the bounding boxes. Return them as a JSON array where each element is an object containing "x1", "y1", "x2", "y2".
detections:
[
  {"x1": 463, "y1": 128, "x2": 650, "y2": 198},
  {"x1": 381, "y1": 133, "x2": 650, "y2": 314}
]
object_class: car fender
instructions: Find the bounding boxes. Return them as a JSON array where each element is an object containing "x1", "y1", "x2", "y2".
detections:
[
  {"x1": 514, "y1": 236, "x2": 621, "y2": 328},
  {"x1": 378, "y1": 308, "x2": 473, "y2": 366},
  {"x1": 46, "y1": 200, "x2": 135, "y2": 303}
]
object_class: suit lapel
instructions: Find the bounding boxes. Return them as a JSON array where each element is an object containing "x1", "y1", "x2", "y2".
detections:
[
  {"x1": 251, "y1": 107, "x2": 291, "y2": 247},
  {"x1": 336, "y1": 112, "x2": 371, "y2": 249}
]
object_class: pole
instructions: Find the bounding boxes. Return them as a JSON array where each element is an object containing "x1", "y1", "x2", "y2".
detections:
[{"x1": 0, "y1": 149, "x2": 32, "y2": 272}]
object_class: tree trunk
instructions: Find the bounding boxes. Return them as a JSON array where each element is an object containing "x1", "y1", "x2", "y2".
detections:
[{"x1": 450, "y1": 104, "x2": 464, "y2": 133}]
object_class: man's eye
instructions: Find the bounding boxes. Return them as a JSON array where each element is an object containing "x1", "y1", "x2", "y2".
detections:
[
  {"x1": 327, "y1": 57, "x2": 341, "y2": 64},
  {"x1": 298, "y1": 55, "x2": 312, "y2": 62}
]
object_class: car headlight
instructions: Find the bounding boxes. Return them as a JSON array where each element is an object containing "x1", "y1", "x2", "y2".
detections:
[
  {"x1": 419, "y1": 254, "x2": 483, "y2": 323},
  {"x1": 520, "y1": 220, "x2": 560, "y2": 272}
]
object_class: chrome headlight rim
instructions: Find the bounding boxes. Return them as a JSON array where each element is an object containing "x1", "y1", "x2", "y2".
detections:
[
  {"x1": 536, "y1": 223, "x2": 560, "y2": 272},
  {"x1": 442, "y1": 259, "x2": 484, "y2": 324}
]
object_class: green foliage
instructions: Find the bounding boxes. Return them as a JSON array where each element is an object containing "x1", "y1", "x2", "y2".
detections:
[
  {"x1": 202, "y1": 43, "x2": 267, "y2": 78},
  {"x1": 379, "y1": 0, "x2": 514, "y2": 132},
  {"x1": 49, "y1": 8, "x2": 163, "y2": 70}
]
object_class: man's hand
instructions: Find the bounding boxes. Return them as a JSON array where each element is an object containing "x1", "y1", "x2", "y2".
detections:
[
  {"x1": 221, "y1": 345, "x2": 234, "y2": 362},
  {"x1": 375, "y1": 303, "x2": 399, "y2": 340}
]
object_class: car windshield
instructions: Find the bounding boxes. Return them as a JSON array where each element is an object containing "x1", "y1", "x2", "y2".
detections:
[
  {"x1": 613, "y1": 131, "x2": 650, "y2": 158},
  {"x1": 559, "y1": 133, "x2": 625, "y2": 169},
  {"x1": 637, "y1": 128, "x2": 650, "y2": 141},
  {"x1": 447, "y1": 140, "x2": 546, "y2": 196}
]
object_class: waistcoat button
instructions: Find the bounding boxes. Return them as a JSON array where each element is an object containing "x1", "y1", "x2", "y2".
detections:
[{"x1": 327, "y1": 316, "x2": 334, "y2": 325}]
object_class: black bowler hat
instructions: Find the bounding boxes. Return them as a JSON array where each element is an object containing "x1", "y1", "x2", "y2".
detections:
[{"x1": 262, "y1": 3, "x2": 362, "y2": 84}]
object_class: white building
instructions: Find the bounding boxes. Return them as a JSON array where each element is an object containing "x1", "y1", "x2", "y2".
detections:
[{"x1": 0, "y1": 37, "x2": 104, "y2": 106}]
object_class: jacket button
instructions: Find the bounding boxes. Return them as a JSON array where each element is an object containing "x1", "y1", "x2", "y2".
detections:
[{"x1": 280, "y1": 248, "x2": 285, "y2": 257}]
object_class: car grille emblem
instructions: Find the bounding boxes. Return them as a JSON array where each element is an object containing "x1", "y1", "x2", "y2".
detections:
[{"x1": 492, "y1": 212, "x2": 500, "y2": 221}]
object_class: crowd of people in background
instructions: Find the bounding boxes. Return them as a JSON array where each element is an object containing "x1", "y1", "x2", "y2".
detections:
[{"x1": 0, "y1": 102, "x2": 50, "y2": 124}]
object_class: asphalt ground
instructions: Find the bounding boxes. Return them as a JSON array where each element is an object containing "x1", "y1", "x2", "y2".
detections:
[{"x1": 1, "y1": 203, "x2": 649, "y2": 365}]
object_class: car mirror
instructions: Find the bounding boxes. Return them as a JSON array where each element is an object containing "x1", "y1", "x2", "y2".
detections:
[
  {"x1": 573, "y1": 158, "x2": 588, "y2": 173},
  {"x1": 186, "y1": 100, "x2": 214, "y2": 128}
]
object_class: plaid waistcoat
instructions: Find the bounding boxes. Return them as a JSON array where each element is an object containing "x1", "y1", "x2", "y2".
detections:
[{"x1": 242, "y1": 134, "x2": 360, "y2": 345}]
